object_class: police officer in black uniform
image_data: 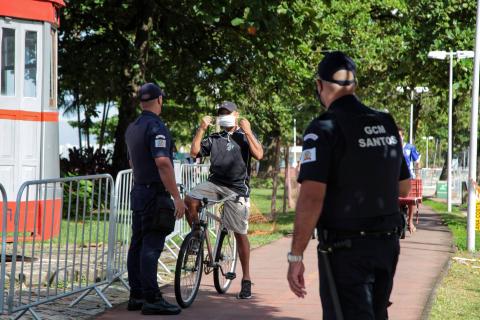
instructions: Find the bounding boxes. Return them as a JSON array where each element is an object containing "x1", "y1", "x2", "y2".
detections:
[
  {"x1": 287, "y1": 52, "x2": 411, "y2": 320},
  {"x1": 125, "y1": 83, "x2": 185, "y2": 315}
]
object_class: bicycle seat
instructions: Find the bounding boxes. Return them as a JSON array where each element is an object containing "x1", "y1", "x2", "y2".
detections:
[{"x1": 201, "y1": 194, "x2": 237, "y2": 207}]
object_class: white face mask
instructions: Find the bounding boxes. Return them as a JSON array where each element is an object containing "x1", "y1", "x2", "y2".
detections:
[{"x1": 217, "y1": 115, "x2": 236, "y2": 128}]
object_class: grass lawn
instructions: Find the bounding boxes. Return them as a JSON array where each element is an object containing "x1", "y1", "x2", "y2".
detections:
[
  {"x1": 248, "y1": 186, "x2": 295, "y2": 249},
  {"x1": 424, "y1": 199, "x2": 480, "y2": 320}
]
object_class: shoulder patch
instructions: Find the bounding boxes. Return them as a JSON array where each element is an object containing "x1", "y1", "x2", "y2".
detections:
[
  {"x1": 303, "y1": 133, "x2": 319, "y2": 142},
  {"x1": 300, "y1": 147, "x2": 316, "y2": 164},
  {"x1": 155, "y1": 135, "x2": 167, "y2": 148}
]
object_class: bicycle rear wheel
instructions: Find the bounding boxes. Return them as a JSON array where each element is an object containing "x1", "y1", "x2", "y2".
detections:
[
  {"x1": 213, "y1": 228, "x2": 238, "y2": 294},
  {"x1": 174, "y1": 232, "x2": 203, "y2": 308}
]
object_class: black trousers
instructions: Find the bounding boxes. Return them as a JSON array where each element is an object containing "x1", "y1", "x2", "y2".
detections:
[
  {"x1": 127, "y1": 185, "x2": 168, "y2": 302},
  {"x1": 318, "y1": 234, "x2": 400, "y2": 320}
]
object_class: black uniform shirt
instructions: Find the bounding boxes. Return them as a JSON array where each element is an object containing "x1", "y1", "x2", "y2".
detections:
[
  {"x1": 298, "y1": 95, "x2": 410, "y2": 231},
  {"x1": 198, "y1": 129, "x2": 253, "y2": 197},
  {"x1": 125, "y1": 110, "x2": 174, "y2": 187}
]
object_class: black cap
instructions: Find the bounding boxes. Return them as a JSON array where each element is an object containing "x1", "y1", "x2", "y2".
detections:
[
  {"x1": 217, "y1": 101, "x2": 237, "y2": 113},
  {"x1": 138, "y1": 83, "x2": 165, "y2": 102},
  {"x1": 316, "y1": 51, "x2": 356, "y2": 86}
]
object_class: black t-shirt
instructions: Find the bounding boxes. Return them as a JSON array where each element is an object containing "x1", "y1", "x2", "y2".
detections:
[
  {"x1": 198, "y1": 129, "x2": 253, "y2": 197},
  {"x1": 298, "y1": 95, "x2": 410, "y2": 231},
  {"x1": 125, "y1": 110, "x2": 174, "y2": 186}
]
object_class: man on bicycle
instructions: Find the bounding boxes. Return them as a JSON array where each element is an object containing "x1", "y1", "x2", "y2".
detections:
[{"x1": 185, "y1": 101, "x2": 263, "y2": 299}]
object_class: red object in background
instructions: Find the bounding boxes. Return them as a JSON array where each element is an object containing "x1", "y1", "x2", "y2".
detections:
[
  {"x1": 2, "y1": 200, "x2": 62, "y2": 241},
  {"x1": 399, "y1": 179, "x2": 423, "y2": 225},
  {"x1": 399, "y1": 179, "x2": 423, "y2": 205},
  {"x1": 0, "y1": 0, "x2": 65, "y2": 26}
]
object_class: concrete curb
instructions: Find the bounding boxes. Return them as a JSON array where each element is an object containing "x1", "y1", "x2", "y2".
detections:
[{"x1": 420, "y1": 250, "x2": 453, "y2": 320}]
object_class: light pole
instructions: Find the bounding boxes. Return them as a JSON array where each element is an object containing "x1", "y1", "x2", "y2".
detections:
[
  {"x1": 467, "y1": 0, "x2": 480, "y2": 252},
  {"x1": 433, "y1": 138, "x2": 439, "y2": 168},
  {"x1": 422, "y1": 136, "x2": 434, "y2": 168},
  {"x1": 396, "y1": 86, "x2": 429, "y2": 144},
  {"x1": 428, "y1": 50, "x2": 474, "y2": 213}
]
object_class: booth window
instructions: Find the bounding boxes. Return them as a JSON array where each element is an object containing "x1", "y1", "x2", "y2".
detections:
[
  {"x1": 24, "y1": 31, "x2": 37, "y2": 97},
  {"x1": 49, "y1": 28, "x2": 57, "y2": 107},
  {"x1": 1, "y1": 28, "x2": 15, "y2": 96}
]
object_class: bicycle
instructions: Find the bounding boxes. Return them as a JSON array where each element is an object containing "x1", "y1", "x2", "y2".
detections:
[{"x1": 174, "y1": 195, "x2": 238, "y2": 308}]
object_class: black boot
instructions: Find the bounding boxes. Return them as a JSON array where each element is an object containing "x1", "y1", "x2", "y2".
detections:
[
  {"x1": 141, "y1": 293, "x2": 182, "y2": 315},
  {"x1": 127, "y1": 296, "x2": 144, "y2": 311}
]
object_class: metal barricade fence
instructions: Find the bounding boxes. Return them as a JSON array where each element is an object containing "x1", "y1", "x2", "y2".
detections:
[
  {"x1": 6, "y1": 175, "x2": 115, "y2": 319},
  {"x1": 452, "y1": 168, "x2": 469, "y2": 204},
  {"x1": 180, "y1": 164, "x2": 217, "y2": 235},
  {"x1": 108, "y1": 169, "x2": 179, "y2": 285},
  {"x1": 107, "y1": 165, "x2": 209, "y2": 287},
  {"x1": 420, "y1": 168, "x2": 442, "y2": 189},
  {"x1": 0, "y1": 165, "x2": 214, "y2": 318},
  {"x1": 108, "y1": 169, "x2": 133, "y2": 289},
  {"x1": 0, "y1": 183, "x2": 7, "y2": 314}
]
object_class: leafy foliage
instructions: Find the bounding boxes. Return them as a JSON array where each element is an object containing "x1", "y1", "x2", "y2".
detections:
[
  {"x1": 58, "y1": 0, "x2": 479, "y2": 176},
  {"x1": 60, "y1": 147, "x2": 113, "y2": 176}
]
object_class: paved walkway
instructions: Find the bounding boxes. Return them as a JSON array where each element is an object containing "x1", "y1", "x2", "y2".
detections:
[{"x1": 96, "y1": 204, "x2": 453, "y2": 320}]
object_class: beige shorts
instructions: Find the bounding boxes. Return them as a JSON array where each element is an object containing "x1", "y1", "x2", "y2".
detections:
[{"x1": 187, "y1": 181, "x2": 250, "y2": 235}]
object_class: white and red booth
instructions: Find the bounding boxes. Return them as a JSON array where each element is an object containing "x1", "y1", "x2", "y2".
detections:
[{"x1": 0, "y1": 0, "x2": 64, "y2": 239}]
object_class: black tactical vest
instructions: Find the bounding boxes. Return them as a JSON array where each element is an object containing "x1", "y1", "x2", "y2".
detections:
[{"x1": 321, "y1": 103, "x2": 403, "y2": 225}]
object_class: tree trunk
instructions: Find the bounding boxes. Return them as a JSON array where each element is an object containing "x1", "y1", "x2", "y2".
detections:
[
  {"x1": 75, "y1": 91, "x2": 82, "y2": 149},
  {"x1": 282, "y1": 144, "x2": 289, "y2": 214},
  {"x1": 112, "y1": 0, "x2": 156, "y2": 175},
  {"x1": 270, "y1": 137, "x2": 281, "y2": 225},
  {"x1": 85, "y1": 111, "x2": 91, "y2": 150},
  {"x1": 99, "y1": 100, "x2": 110, "y2": 151},
  {"x1": 257, "y1": 136, "x2": 276, "y2": 178}
]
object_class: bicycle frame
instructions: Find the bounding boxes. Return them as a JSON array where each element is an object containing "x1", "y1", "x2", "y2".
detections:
[
  {"x1": 197, "y1": 207, "x2": 223, "y2": 273},
  {"x1": 196, "y1": 194, "x2": 236, "y2": 274}
]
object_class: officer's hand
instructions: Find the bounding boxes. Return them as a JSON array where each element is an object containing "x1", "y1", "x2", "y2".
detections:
[
  {"x1": 239, "y1": 118, "x2": 252, "y2": 135},
  {"x1": 200, "y1": 116, "x2": 213, "y2": 130},
  {"x1": 287, "y1": 261, "x2": 307, "y2": 298},
  {"x1": 174, "y1": 198, "x2": 186, "y2": 219}
]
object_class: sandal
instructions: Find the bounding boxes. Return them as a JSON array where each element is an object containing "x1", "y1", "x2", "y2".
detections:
[{"x1": 408, "y1": 224, "x2": 416, "y2": 234}]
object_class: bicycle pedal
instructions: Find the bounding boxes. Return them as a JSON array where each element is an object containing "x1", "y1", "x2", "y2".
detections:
[{"x1": 225, "y1": 272, "x2": 236, "y2": 280}]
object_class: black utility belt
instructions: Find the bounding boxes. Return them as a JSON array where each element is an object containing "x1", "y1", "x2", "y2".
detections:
[
  {"x1": 322, "y1": 228, "x2": 400, "y2": 239},
  {"x1": 138, "y1": 182, "x2": 169, "y2": 195}
]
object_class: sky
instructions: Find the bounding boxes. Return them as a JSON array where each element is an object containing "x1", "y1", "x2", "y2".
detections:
[{"x1": 58, "y1": 106, "x2": 118, "y2": 157}]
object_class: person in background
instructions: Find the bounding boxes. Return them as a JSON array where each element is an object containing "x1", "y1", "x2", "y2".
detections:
[{"x1": 398, "y1": 127, "x2": 421, "y2": 233}]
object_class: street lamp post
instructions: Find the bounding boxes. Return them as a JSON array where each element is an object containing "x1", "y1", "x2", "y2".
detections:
[
  {"x1": 396, "y1": 86, "x2": 428, "y2": 144},
  {"x1": 467, "y1": 0, "x2": 480, "y2": 252},
  {"x1": 428, "y1": 50, "x2": 474, "y2": 213},
  {"x1": 422, "y1": 136, "x2": 434, "y2": 168}
]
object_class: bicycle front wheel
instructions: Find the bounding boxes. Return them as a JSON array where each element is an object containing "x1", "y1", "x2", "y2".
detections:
[
  {"x1": 213, "y1": 228, "x2": 238, "y2": 294},
  {"x1": 174, "y1": 232, "x2": 204, "y2": 308}
]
